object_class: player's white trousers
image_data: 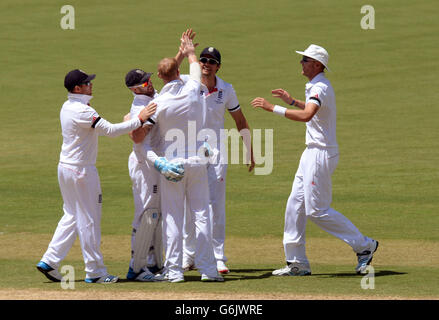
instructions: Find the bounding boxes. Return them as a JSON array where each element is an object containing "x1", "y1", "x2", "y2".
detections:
[
  {"x1": 42, "y1": 163, "x2": 107, "y2": 279},
  {"x1": 162, "y1": 160, "x2": 217, "y2": 279},
  {"x1": 283, "y1": 146, "x2": 372, "y2": 264},
  {"x1": 183, "y1": 163, "x2": 227, "y2": 263},
  {"x1": 128, "y1": 152, "x2": 160, "y2": 269}
]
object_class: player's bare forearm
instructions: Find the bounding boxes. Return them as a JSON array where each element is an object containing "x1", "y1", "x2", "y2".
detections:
[
  {"x1": 231, "y1": 110, "x2": 255, "y2": 172},
  {"x1": 130, "y1": 127, "x2": 148, "y2": 143},
  {"x1": 271, "y1": 88, "x2": 305, "y2": 109},
  {"x1": 285, "y1": 102, "x2": 319, "y2": 122},
  {"x1": 251, "y1": 97, "x2": 316, "y2": 122},
  {"x1": 292, "y1": 99, "x2": 306, "y2": 110}
]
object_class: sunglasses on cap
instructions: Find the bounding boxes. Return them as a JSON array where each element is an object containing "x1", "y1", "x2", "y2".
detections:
[
  {"x1": 301, "y1": 56, "x2": 316, "y2": 63},
  {"x1": 129, "y1": 80, "x2": 149, "y2": 88},
  {"x1": 200, "y1": 57, "x2": 219, "y2": 65}
]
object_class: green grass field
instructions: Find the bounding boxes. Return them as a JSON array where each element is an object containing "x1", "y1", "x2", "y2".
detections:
[{"x1": 0, "y1": 0, "x2": 438, "y2": 300}]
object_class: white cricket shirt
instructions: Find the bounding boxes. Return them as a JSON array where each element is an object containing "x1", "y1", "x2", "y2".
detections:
[
  {"x1": 59, "y1": 93, "x2": 142, "y2": 166},
  {"x1": 147, "y1": 65, "x2": 205, "y2": 160},
  {"x1": 129, "y1": 93, "x2": 161, "y2": 153},
  {"x1": 180, "y1": 74, "x2": 240, "y2": 151},
  {"x1": 304, "y1": 72, "x2": 338, "y2": 149}
]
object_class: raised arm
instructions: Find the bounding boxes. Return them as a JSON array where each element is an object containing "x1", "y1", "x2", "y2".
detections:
[
  {"x1": 175, "y1": 29, "x2": 198, "y2": 67},
  {"x1": 179, "y1": 30, "x2": 201, "y2": 83}
]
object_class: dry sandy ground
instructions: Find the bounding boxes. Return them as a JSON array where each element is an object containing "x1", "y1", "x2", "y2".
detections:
[{"x1": 0, "y1": 288, "x2": 434, "y2": 300}]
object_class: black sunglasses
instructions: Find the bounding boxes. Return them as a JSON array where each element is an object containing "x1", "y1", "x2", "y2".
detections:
[
  {"x1": 200, "y1": 57, "x2": 219, "y2": 65},
  {"x1": 301, "y1": 56, "x2": 315, "y2": 63}
]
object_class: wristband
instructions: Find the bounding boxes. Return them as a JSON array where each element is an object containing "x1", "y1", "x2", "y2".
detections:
[
  {"x1": 138, "y1": 115, "x2": 145, "y2": 125},
  {"x1": 290, "y1": 99, "x2": 296, "y2": 106},
  {"x1": 273, "y1": 105, "x2": 287, "y2": 117}
]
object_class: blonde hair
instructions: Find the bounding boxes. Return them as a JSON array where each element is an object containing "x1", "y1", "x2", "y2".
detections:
[{"x1": 157, "y1": 58, "x2": 179, "y2": 81}]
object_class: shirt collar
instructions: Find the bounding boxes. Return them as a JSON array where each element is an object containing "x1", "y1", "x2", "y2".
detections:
[
  {"x1": 201, "y1": 75, "x2": 223, "y2": 93},
  {"x1": 67, "y1": 93, "x2": 93, "y2": 105},
  {"x1": 132, "y1": 93, "x2": 155, "y2": 105},
  {"x1": 307, "y1": 72, "x2": 326, "y2": 86},
  {"x1": 160, "y1": 79, "x2": 183, "y2": 95}
]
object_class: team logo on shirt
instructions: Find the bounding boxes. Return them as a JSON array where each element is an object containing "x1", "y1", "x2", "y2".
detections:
[{"x1": 215, "y1": 90, "x2": 223, "y2": 104}]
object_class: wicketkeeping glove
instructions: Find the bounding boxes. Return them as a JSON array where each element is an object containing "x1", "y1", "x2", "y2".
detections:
[{"x1": 154, "y1": 157, "x2": 185, "y2": 182}]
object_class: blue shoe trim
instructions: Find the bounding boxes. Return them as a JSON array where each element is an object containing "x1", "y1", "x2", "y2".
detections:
[
  {"x1": 126, "y1": 267, "x2": 140, "y2": 280},
  {"x1": 84, "y1": 275, "x2": 118, "y2": 283},
  {"x1": 36, "y1": 261, "x2": 53, "y2": 271},
  {"x1": 147, "y1": 265, "x2": 162, "y2": 274},
  {"x1": 36, "y1": 261, "x2": 61, "y2": 282}
]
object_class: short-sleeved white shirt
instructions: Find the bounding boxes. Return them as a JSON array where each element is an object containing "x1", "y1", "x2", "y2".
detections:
[
  {"x1": 201, "y1": 76, "x2": 240, "y2": 151},
  {"x1": 304, "y1": 72, "x2": 338, "y2": 149},
  {"x1": 180, "y1": 74, "x2": 240, "y2": 151}
]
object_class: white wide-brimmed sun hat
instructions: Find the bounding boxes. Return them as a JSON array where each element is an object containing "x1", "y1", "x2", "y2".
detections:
[{"x1": 295, "y1": 44, "x2": 330, "y2": 71}]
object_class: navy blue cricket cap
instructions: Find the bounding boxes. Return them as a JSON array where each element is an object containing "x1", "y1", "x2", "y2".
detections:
[
  {"x1": 125, "y1": 69, "x2": 152, "y2": 88},
  {"x1": 64, "y1": 69, "x2": 96, "y2": 91},
  {"x1": 200, "y1": 47, "x2": 221, "y2": 64}
]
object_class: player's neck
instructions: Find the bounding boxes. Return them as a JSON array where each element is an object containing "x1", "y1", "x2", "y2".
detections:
[{"x1": 202, "y1": 75, "x2": 216, "y2": 91}]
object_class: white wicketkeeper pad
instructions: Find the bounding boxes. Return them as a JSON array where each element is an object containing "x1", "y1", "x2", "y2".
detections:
[
  {"x1": 153, "y1": 213, "x2": 164, "y2": 270},
  {"x1": 133, "y1": 208, "x2": 162, "y2": 273}
]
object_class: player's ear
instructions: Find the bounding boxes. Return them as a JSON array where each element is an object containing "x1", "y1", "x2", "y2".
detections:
[
  {"x1": 72, "y1": 85, "x2": 81, "y2": 94},
  {"x1": 216, "y1": 64, "x2": 221, "y2": 73}
]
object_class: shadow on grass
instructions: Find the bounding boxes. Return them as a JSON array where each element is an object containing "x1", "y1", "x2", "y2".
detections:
[
  {"x1": 39, "y1": 270, "x2": 407, "y2": 284},
  {"x1": 221, "y1": 269, "x2": 407, "y2": 281},
  {"x1": 312, "y1": 270, "x2": 407, "y2": 278},
  {"x1": 179, "y1": 269, "x2": 408, "y2": 282}
]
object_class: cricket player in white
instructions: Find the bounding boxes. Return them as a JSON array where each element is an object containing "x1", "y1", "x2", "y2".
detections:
[
  {"x1": 251, "y1": 45, "x2": 378, "y2": 276},
  {"x1": 36, "y1": 69, "x2": 156, "y2": 283},
  {"x1": 134, "y1": 32, "x2": 223, "y2": 282},
  {"x1": 123, "y1": 30, "x2": 199, "y2": 281},
  {"x1": 122, "y1": 69, "x2": 166, "y2": 282},
  {"x1": 182, "y1": 47, "x2": 255, "y2": 274}
]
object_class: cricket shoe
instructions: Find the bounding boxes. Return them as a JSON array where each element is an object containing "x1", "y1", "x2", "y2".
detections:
[
  {"x1": 272, "y1": 262, "x2": 311, "y2": 276},
  {"x1": 147, "y1": 265, "x2": 163, "y2": 274},
  {"x1": 36, "y1": 261, "x2": 62, "y2": 282},
  {"x1": 85, "y1": 274, "x2": 119, "y2": 284},
  {"x1": 126, "y1": 267, "x2": 164, "y2": 281},
  {"x1": 164, "y1": 273, "x2": 185, "y2": 283},
  {"x1": 182, "y1": 258, "x2": 196, "y2": 272},
  {"x1": 136, "y1": 270, "x2": 165, "y2": 282},
  {"x1": 356, "y1": 240, "x2": 379, "y2": 274},
  {"x1": 201, "y1": 274, "x2": 225, "y2": 282},
  {"x1": 216, "y1": 260, "x2": 230, "y2": 274}
]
